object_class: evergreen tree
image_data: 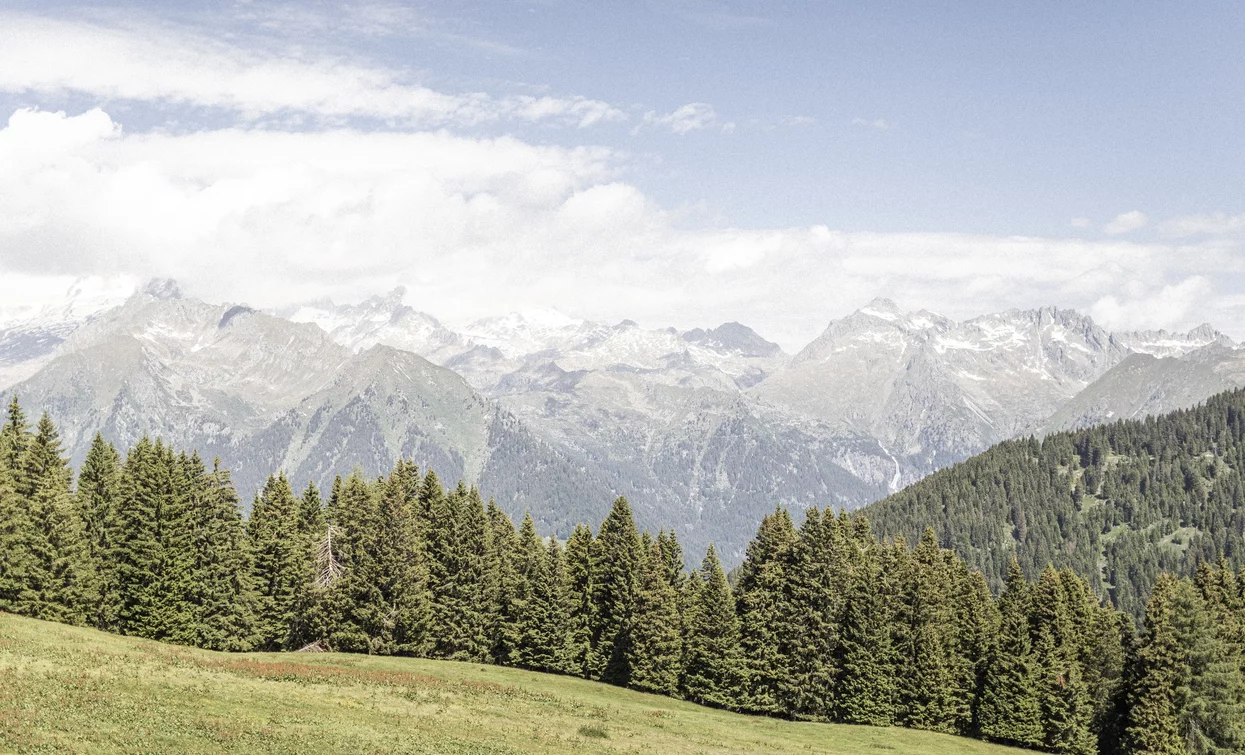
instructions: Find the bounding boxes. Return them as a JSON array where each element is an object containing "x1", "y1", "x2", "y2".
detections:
[
  {"x1": 950, "y1": 561, "x2": 1000, "y2": 736},
  {"x1": 76, "y1": 434, "x2": 122, "y2": 630},
  {"x1": 734, "y1": 507, "x2": 799, "y2": 714},
  {"x1": 784, "y1": 508, "x2": 846, "y2": 719},
  {"x1": 587, "y1": 497, "x2": 641, "y2": 684},
  {"x1": 182, "y1": 456, "x2": 253, "y2": 650},
  {"x1": 0, "y1": 396, "x2": 30, "y2": 483},
  {"x1": 629, "y1": 538, "x2": 683, "y2": 695},
  {"x1": 680, "y1": 544, "x2": 746, "y2": 709},
  {"x1": 425, "y1": 479, "x2": 489, "y2": 661},
  {"x1": 485, "y1": 499, "x2": 521, "y2": 665},
  {"x1": 978, "y1": 558, "x2": 1046, "y2": 748},
  {"x1": 897, "y1": 528, "x2": 961, "y2": 733},
  {"x1": 0, "y1": 438, "x2": 35, "y2": 616},
  {"x1": 247, "y1": 472, "x2": 305, "y2": 650},
  {"x1": 370, "y1": 465, "x2": 432, "y2": 656},
  {"x1": 20, "y1": 413, "x2": 93, "y2": 624},
  {"x1": 1125, "y1": 574, "x2": 1187, "y2": 755},
  {"x1": 833, "y1": 515, "x2": 897, "y2": 726},
  {"x1": 1031, "y1": 567, "x2": 1096, "y2": 755},
  {"x1": 559, "y1": 522, "x2": 594, "y2": 676},
  {"x1": 512, "y1": 513, "x2": 560, "y2": 672}
]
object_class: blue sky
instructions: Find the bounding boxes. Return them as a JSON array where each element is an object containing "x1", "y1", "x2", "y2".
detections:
[{"x1": 1, "y1": 1, "x2": 1243, "y2": 348}]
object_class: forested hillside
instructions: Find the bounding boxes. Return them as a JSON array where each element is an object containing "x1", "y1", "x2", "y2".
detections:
[
  {"x1": 1, "y1": 396, "x2": 1243, "y2": 754},
  {"x1": 865, "y1": 387, "x2": 1245, "y2": 618}
]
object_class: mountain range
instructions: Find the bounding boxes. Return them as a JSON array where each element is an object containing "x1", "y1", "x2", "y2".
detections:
[{"x1": 2, "y1": 278, "x2": 1242, "y2": 562}]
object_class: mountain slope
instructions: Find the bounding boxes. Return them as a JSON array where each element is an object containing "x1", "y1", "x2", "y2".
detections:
[{"x1": 863, "y1": 386, "x2": 1245, "y2": 617}]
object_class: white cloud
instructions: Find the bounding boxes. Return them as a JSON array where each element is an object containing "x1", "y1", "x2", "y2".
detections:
[
  {"x1": 1070, "y1": 217, "x2": 1091, "y2": 229},
  {"x1": 1159, "y1": 211, "x2": 1245, "y2": 239},
  {"x1": 1104, "y1": 210, "x2": 1148, "y2": 235},
  {"x1": 0, "y1": 14, "x2": 621, "y2": 128},
  {"x1": 4, "y1": 108, "x2": 1245, "y2": 351},
  {"x1": 640, "y1": 103, "x2": 717, "y2": 135},
  {"x1": 852, "y1": 117, "x2": 891, "y2": 130},
  {"x1": 1090, "y1": 277, "x2": 1216, "y2": 332}
]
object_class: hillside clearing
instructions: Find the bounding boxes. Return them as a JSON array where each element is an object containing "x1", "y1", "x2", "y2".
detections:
[{"x1": 0, "y1": 613, "x2": 1027, "y2": 754}]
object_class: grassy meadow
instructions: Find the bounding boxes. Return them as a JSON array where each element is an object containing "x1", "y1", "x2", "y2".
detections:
[{"x1": 0, "y1": 612, "x2": 1030, "y2": 754}]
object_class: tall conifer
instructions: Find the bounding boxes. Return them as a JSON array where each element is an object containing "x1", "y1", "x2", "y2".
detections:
[
  {"x1": 979, "y1": 558, "x2": 1045, "y2": 748},
  {"x1": 680, "y1": 544, "x2": 746, "y2": 709},
  {"x1": 588, "y1": 497, "x2": 641, "y2": 684}
]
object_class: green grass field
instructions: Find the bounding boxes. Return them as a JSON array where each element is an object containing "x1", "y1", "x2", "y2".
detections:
[{"x1": 0, "y1": 613, "x2": 1029, "y2": 754}]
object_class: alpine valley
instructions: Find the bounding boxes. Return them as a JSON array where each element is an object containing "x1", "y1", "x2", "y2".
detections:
[{"x1": 3, "y1": 278, "x2": 1241, "y2": 561}]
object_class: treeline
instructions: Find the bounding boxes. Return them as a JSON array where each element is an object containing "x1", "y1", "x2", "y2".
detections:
[
  {"x1": 1, "y1": 398, "x2": 1243, "y2": 754},
  {"x1": 865, "y1": 387, "x2": 1245, "y2": 619}
]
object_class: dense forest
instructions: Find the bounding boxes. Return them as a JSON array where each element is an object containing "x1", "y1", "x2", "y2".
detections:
[
  {"x1": 866, "y1": 387, "x2": 1245, "y2": 619},
  {"x1": 1, "y1": 396, "x2": 1243, "y2": 754}
]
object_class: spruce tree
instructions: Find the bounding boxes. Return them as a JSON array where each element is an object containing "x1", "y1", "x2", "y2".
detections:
[
  {"x1": 1031, "y1": 567, "x2": 1095, "y2": 755},
  {"x1": 680, "y1": 544, "x2": 746, "y2": 709},
  {"x1": 371, "y1": 465, "x2": 432, "y2": 656},
  {"x1": 0, "y1": 441, "x2": 36, "y2": 615},
  {"x1": 587, "y1": 497, "x2": 641, "y2": 684},
  {"x1": 784, "y1": 508, "x2": 846, "y2": 719},
  {"x1": 559, "y1": 522, "x2": 594, "y2": 676},
  {"x1": 512, "y1": 513, "x2": 560, "y2": 672},
  {"x1": 182, "y1": 456, "x2": 253, "y2": 650},
  {"x1": 833, "y1": 515, "x2": 897, "y2": 726},
  {"x1": 485, "y1": 499, "x2": 521, "y2": 665},
  {"x1": 0, "y1": 396, "x2": 30, "y2": 483},
  {"x1": 950, "y1": 561, "x2": 1000, "y2": 736},
  {"x1": 425, "y1": 480, "x2": 489, "y2": 661},
  {"x1": 76, "y1": 434, "x2": 122, "y2": 630},
  {"x1": 21, "y1": 413, "x2": 93, "y2": 624},
  {"x1": 247, "y1": 472, "x2": 306, "y2": 650},
  {"x1": 111, "y1": 437, "x2": 164, "y2": 637},
  {"x1": 629, "y1": 538, "x2": 683, "y2": 695},
  {"x1": 978, "y1": 558, "x2": 1045, "y2": 748},
  {"x1": 1125, "y1": 573, "x2": 1187, "y2": 755},
  {"x1": 734, "y1": 507, "x2": 799, "y2": 715},
  {"x1": 898, "y1": 528, "x2": 960, "y2": 734}
]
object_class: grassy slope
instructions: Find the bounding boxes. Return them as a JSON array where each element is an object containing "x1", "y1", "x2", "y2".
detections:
[{"x1": 0, "y1": 613, "x2": 1028, "y2": 755}]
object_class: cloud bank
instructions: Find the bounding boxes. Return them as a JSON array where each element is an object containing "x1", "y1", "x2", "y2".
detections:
[{"x1": 3, "y1": 106, "x2": 1244, "y2": 350}]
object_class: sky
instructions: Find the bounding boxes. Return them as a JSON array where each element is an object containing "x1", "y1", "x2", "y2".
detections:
[{"x1": 1, "y1": 1, "x2": 1244, "y2": 350}]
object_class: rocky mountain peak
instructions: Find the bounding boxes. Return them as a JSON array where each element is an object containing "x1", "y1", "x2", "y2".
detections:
[
  {"x1": 141, "y1": 278, "x2": 182, "y2": 301},
  {"x1": 682, "y1": 322, "x2": 783, "y2": 358}
]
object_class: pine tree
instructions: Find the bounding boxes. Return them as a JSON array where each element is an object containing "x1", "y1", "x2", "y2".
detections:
[
  {"x1": 1125, "y1": 574, "x2": 1187, "y2": 755},
  {"x1": 559, "y1": 522, "x2": 594, "y2": 676},
  {"x1": 512, "y1": 513, "x2": 560, "y2": 672},
  {"x1": 0, "y1": 396, "x2": 30, "y2": 483},
  {"x1": 833, "y1": 515, "x2": 897, "y2": 726},
  {"x1": 370, "y1": 465, "x2": 432, "y2": 656},
  {"x1": 734, "y1": 507, "x2": 799, "y2": 715},
  {"x1": 629, "y1": 538, "x2": 683, "y2": 695},
  {"x1": 680, "y1": 544, "x2": 746, "y2": 709},
  {"x1": 76, "y1": 434, "x2": 122, "y2": 630},
  {"x1": 897, "y1": 528, "x2": 960, "y2": 733},
  {"x1": 978, "y1": 558, "x2": 1046, "y2": 748},
  {"x1": 0, "y1": 439, "x2": 36, "y2": 615},
  {"x1": 182, "y1": 456, "x2": 253, "y2": 650},
  {"x1": 588, "y1": 497, "x2": 641, "y2": 684},
  {"x1": 20, "y1": 413, "x2": 93, "y2": 624},
  {"x1": 1031, "y1": 567, "x2": 1095, "y2": 755},
  {"x1": 425, "y1": 479, "x2": 489, "y2": 661},
  {"x1": 485, "y1": 499, "x2": 521, "y2": 665},
  {"x1": 247, "y1": 472, "x2": 306, "y2": 650},
  {"x1": 950, "y1": 561, "x2": 1000, "y2": 736},
  {"x1": 110, "y1": 437, "x2": 164, "y2": 637},
  {"x1": 784, "y1": 508, "x2": 846, "y2": 719}
]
